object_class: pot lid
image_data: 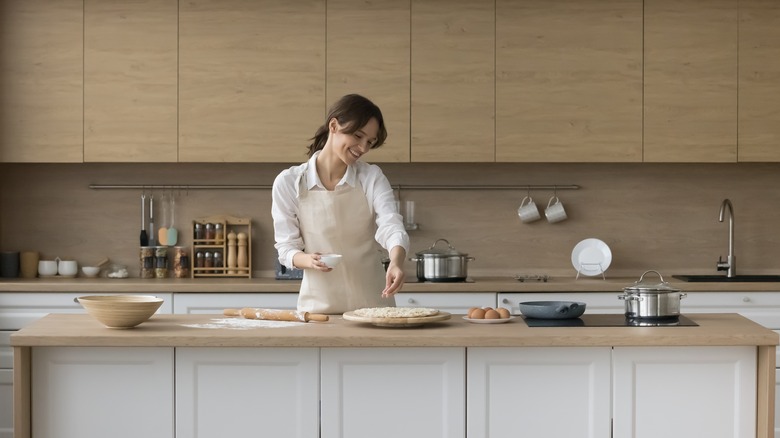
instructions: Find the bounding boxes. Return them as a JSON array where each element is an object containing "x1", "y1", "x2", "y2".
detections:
[
  {"x1": 415, "y1": 238, "x2": 467, "y2": 257},
  {"x1": 624, "y1": 270, "x2": 681, "y2": 293}
]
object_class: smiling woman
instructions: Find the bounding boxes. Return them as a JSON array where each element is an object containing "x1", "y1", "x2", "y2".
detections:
[{"x1": 271, "y1": 94, "x2": 410, "y2": 315}]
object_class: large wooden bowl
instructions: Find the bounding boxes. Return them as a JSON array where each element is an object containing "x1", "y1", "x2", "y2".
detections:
[{"x1": 77, "y1": 295, "x2": 163, "y2": 329}]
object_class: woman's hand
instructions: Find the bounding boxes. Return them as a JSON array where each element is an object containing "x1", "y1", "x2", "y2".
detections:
[
  {"x1": 294, "y1": 252, "x2": 332, "y2": 272},
  {"x1": 381, "y1": 246, "x2": 407, "y2": 297}
]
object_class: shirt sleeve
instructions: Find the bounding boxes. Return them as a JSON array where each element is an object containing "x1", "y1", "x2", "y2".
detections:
[
  {"x1": 271, "y1": 165, "x2": 305, "y2": 268},
  {"x1": 360, "y1": 163, "x2": 410, "y2": 254}
]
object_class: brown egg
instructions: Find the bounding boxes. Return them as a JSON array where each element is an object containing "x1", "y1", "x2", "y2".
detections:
[
  {"x1": 497, "y1": 308, "x2": 511, "y2": 319},
  {"x1": 470, "y1": 308, "x2": 486, "y2": 319},
  {"x1": 482, "y1": 307, "x2": 494, "y2": 313},
  {"x1": 485, "y1": 309, "x2": 501, "y2": 319},
  {"x1": 467, "y1": 307, "x2": 479, "y2": 318}
]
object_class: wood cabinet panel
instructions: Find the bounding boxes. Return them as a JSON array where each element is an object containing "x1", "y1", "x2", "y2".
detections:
[
  {"x1": 0, "y1": 0, "x2": 83, "y2": 163},
  {"x1": 84, "y1": 0, "x2": 178, "y2": 162},
  {"x1": 411, "y1": 0, "x2": 494, "y2": 162},
  {"x1": 496, "y1": 0, "x2": 642, "y2": 162},
  {"x1": 327, "y1": 0, "x2": 410, "y2": 163},
  {"x1": 738, "y1": 0, "x2": 780, "y2": 162},
  {"x1": 644, "y1": 0, "x2": 738, "y2": 162},
  {"x1": 179, "y1": 0, "x2": 325, "y2": 163}
]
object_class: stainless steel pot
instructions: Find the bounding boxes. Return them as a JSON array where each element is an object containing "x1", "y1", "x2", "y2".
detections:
[
  {"x1": 409, "y1": 238, "x2": 474, "y2": 282},
  {"x1": 619, "y1": 270, "x2": 687, "y2": 319}
]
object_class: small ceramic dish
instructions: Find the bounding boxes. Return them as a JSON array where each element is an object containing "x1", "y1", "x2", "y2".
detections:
[{"x1": 462, "y1": 316, "x2": 516, "y2": 324}]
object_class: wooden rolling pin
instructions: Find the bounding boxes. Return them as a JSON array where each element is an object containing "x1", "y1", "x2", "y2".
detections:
[{"x1": 223, "y1": 308, "x2": 329, "y2": 323}]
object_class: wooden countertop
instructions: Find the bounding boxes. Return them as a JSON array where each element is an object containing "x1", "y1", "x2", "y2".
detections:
[
  {"x1": 11, "y1": 313, "x2": 778, "y2": 348},
  {"x1": 2, "y1": 276, "x2": 780, "y2": 293}
]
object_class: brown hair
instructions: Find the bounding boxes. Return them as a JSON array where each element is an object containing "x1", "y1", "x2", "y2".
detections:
[{"x1": 307, "y1": 94, "x2": 388, "y2": 158}]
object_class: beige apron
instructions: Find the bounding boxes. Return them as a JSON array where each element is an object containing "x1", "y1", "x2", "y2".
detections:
[{"x1": 296, "y1": 166, "x2": 394, "y2": 314}]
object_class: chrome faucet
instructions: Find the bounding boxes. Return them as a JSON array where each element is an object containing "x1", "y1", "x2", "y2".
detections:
[{"x1": 717, "y1": 199, "x2": 736, "y2": 277}]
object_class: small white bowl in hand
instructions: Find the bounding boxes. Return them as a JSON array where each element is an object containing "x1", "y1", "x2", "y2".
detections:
[{"x1": 319, "y1": 254, "x2": 342, "y2": 268}]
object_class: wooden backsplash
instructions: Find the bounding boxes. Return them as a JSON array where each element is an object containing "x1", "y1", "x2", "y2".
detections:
[{"x1": 1, "y1": 162, "x2": 779, "y2": 279}]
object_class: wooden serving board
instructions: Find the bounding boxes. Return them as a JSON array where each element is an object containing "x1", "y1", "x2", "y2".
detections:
[{"x1": 342, "y1": 311, "x2": 452, "y2": 327}]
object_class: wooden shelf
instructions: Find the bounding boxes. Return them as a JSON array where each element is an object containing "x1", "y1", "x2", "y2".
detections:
[{"x1": 191, "y1": 215, "x2": 252, "y2": 279}]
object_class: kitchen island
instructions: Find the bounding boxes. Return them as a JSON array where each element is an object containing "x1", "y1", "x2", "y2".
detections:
[{"x1": 11, "y1": 313, "x2": 778, "y2": 438}]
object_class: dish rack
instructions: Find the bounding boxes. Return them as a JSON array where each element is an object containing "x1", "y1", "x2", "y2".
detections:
[{"x1": 191, "y1": 215, "x2": 252, "y2": 278}]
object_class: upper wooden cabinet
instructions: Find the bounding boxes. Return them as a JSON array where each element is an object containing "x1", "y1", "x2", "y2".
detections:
[
  {"x1": 84, "y1": 0, "x2": 178, "y2": 163},
  {"x1": 738, "y1": 0, "x2": 780, "y2": 162},
  {"x1": 495, "y1": 0, "x2": 642, "y2": 163},
  {"x1": 327, "y1": 0, "x2": 410, "y2": 163},
  {"x1": 179, "y1": 0, "x2": 325, "y2": 163},
  {"x1": 0, "y1": 0, "x2": 83, "y2": 163},
  {"x1": 644, "y1": 0, "x2": 738, "y2": 162},
  {"x1": 411, "y1": 0, "x2": 495, "y2": 163}
]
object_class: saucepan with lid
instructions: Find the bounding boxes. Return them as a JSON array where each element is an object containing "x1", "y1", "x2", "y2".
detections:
[
  {"x1": 619, "y1": 270, "x2": 687, "y2": 319},
  {"x1": 409, "y1": 238, "x2": 475, "y2": 282}
]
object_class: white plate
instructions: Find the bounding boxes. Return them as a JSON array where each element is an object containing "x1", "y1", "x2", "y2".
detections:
[
  {"x1": 462, "y1": 316, "x2": 516, "y2": 324},
  {"x1": 571, "y1": 238, "x2": 612, "y2": 276}
]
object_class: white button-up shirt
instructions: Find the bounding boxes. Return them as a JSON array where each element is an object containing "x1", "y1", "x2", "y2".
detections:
[{"x1": 271, "y1": 152, "x2": 410, "y2": 268}]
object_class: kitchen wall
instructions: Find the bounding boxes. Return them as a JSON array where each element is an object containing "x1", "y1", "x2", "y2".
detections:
[{"x1": 1, "y1": 162, "x2": 779, "y2": 279}]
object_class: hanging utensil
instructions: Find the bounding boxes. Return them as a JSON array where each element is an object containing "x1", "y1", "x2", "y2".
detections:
[
  {"x1": 167, "y1": 194, "x2": 178, "y2": 246},
  {"x1": 157, "y1": 191, "x2": 168, "y2": 246},
  {"x1": 140, "y1": 193, "x2": 149, "y2": 246},
  {"x1": 148, "y1": 194, "x2": 156, "y2": 247}
]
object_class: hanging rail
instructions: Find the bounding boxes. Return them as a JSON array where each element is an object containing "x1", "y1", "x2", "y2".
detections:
[{"x1": 88, "y1": 184, "x2": 580, "y2": 191}]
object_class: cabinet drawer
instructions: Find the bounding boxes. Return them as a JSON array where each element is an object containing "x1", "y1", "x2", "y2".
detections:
[
  {"x1": 0, "y1": 332, "x2": 11, "y2": 369},
  {"x1": 395, "y1": 292, "x2": 496, "y2": 314},
  {"x1": 683, "y1": 292, "x2": 780, "y2": 329},
  {"x1": 498, "y1": 292, "x2": 623, "y2": 316},
  {"x1": 0, "y1": 293, "x2": 174, "y2": 330},
  {"x1": 172, "y1": 293, "x2": 297, "y2": 314}
]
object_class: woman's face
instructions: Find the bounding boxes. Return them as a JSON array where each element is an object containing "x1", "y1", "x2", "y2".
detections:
[{"x1": 329, "y1": 117, "x2": 379, "y2": 165}]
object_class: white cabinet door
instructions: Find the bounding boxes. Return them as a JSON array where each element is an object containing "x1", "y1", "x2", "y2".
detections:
[
  {"x1": 172, "y1": 293, "x2": 297, "y2": 314},
  {"x1": 0, "y1": 369, "x2": 11, "y2": 438},
  {"x1": 32, "y1": 347, "x2": 174, "y2": 438},
  {"x1": 396, "y1": 292, "x2": 496, "y2": 314},
  {"x1": 467, "y1": 347, "x2": 611, "y2": 438},
  {"x1": 321, "y1": 348, "x2": 465, "y2": 438},
  {"x1": 176, "y1": 347, "x2": 319, "y2": 438},
  {"x1": 613, "y1": 346, "x2": 756, "y2": 438}
]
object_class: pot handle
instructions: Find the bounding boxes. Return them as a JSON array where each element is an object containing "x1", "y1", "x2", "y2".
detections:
[
  {"x1": 429, "y1": 238, "x2": 454, "y2": 250},
  {"x1": 408, "y1": 257, "x2": 421, "y2": 262},
  {"x1": 555, "y1": 302, "x2": 578, "y2": 314},
  {"x1": 618, "y1": 294, "x2": 644, "y2": 301},
  {"x1": 638, "y1": 270, "x2": 664, "y2": 283}
]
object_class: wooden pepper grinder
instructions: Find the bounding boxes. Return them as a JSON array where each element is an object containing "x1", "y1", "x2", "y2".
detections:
[
  {"x1": 237, "y1": 232, "x2": 248, "y2": 274},
  {"x1": 227, "y1": 230, "x2": 237, "y2": 274}
]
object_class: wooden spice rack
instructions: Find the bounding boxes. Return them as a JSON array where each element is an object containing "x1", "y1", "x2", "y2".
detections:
[{"x1": 191, "y1": 215, "x2": 252, "y2": 278}]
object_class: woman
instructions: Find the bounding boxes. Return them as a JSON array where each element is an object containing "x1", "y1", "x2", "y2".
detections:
[{"x1": 272, "y1": 94, "x2": 409, "y2": 314}]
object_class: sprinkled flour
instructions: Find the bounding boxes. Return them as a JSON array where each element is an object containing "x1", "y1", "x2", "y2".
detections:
[{"x1": 182, "y1": 318, "x2": 303, "y2": 330}]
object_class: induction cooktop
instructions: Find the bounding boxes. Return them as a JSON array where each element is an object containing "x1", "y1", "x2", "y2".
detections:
[{"x1": 522, "y1": 314, "x2": 698, "y2": 328}]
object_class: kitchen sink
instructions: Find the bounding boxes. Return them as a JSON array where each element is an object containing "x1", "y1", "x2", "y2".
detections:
[{"x1": 672, "y1": 274, "x2": 780, "y2": 283}]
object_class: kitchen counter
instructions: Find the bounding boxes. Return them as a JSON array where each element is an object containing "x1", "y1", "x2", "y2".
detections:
[
  {"x1": 11, "y1": 312, "x2": 778, "y2": 348},
  {"x1": 11, "y1": 313, "x2": 777, "y2": 438},
  {"x1": 3, "y1": 275, "x2": 780, "y2": 293}
]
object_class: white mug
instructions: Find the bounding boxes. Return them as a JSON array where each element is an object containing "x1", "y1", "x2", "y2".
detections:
[
  {"x1": 38, "y1": 260, "x2": 58, "y2": 277},
  {"x1": 545, "y1": 196, "x2": 568, "y2": 223},
  {"x1": 517, "y1": 196, "x2": 541, "y2": 223},
  {"x1": 57, "y1": 258, "x2": 78, "y2": 277}
]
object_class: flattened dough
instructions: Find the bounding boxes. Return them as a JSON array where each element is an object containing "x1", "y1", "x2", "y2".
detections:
[{"x1": 352, "y1": 307, "x2": 439, "y2": 318}]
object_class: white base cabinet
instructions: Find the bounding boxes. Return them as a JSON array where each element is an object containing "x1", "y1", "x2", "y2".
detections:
[
  {"x1": 467, "y1": 347, "x2": 612, "y2": 438},
  {"x1": 0, "y1": 369, "x2": 12, "y2": 438},
  {"x1": 613, "y1": 346, "x2": 757, "y2": 438},
  {"x1": 175, "y1": 347, "x2": 319, "y2": 438},
  {"x1": 320, "y1": 348, "x2": 466, "y2": 438},
  {"x1": 31, "y1": 347, "x2": 174, "y2": 438}
]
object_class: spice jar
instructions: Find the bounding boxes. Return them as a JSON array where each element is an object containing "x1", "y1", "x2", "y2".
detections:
[
  {"x1": 194, "y1": 223, "x2": 204, "y2": 240},
  {"x1": 155, "y1": 246, "x2": 168, "y2": 278},
  {"x1": 205, "y1": 223, "x2": 215, "y2": 241},
  {"x1": 139, "y1": 247, "x2": 155, "y2": 279},
  {"x1": 215, "y1": 223, "x2": 224, "y2": 244},
  {"x1": 173, "y1": 246, "x2": 190, "y2": 278},
  {"x1": 213, "y1": 250, "x2": 223, "y2": 274},
  {"x1": 195, "y1": 251, "x2": 205, "y2": 268},
  {"x1": 204, "y1": 251, "x2": 214, "y2": 269}
]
